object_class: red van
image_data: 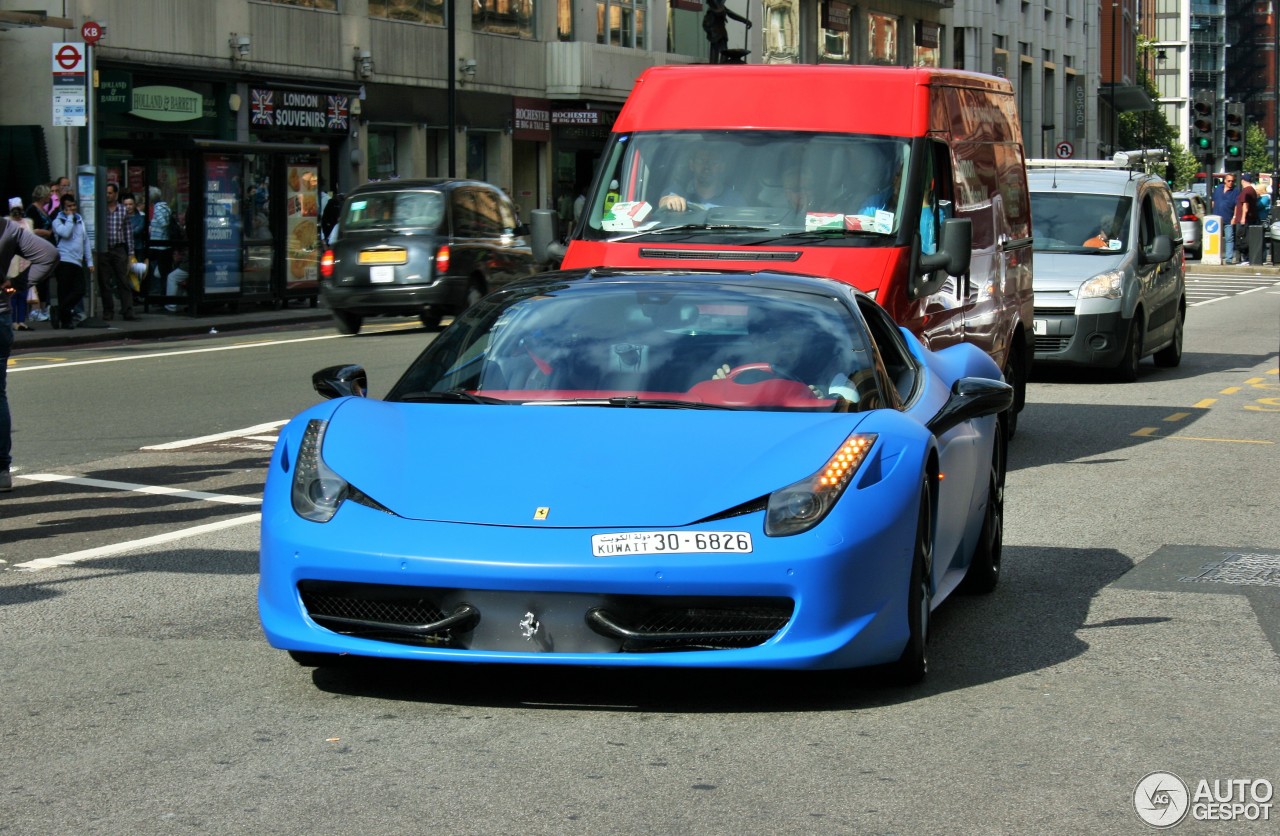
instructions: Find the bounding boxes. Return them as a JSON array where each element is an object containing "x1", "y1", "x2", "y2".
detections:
[{"x1": 556, "y1": 65, "x2": 1033, "y2": 433}]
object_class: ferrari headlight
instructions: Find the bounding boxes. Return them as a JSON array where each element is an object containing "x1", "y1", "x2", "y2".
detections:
[
  {"x1": 291, "y1": 419, "x2": 349, "y2": 523},
  {"x1": 1077, "y1": 270, "x2": 1124, "y2": 300},
  {"x1": 765, "y1": 433, "x2": 877, "y2": 536}
]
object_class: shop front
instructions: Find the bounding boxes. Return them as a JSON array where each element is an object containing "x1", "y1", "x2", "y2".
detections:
[{"x1": 98, "y1": 72, "x2": 346, "y2": 313}]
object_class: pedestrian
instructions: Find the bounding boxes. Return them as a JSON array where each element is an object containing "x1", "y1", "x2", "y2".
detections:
[
  {"x1": 1, "y1": 211, "x2": 60, "y2": 492},
  {"x1": 1232, "y1": 172, "x2": 1260, "y2": 265},
  {"x1": 98, "y1": 181, "x2": 137, "y2": 321},
  {"x1": 47, "y1": 176, "x2": 70, "y2": 215},
  {"x1": 26, "y1": 184, "x2": 54, "y2": 242},
  {"x1": 147, "y1": 186, "x2": 174, "y2": 298},
  {"x1": 122, "y1": 191, "x2": 148, "y2": 300},
  {"x1": 50, "y1": 193, "x2": 92, "y2": 330},
  {"x1": 1210, "y1": 174, "x2": 1239, "y2": 263},
  {"x1": 6, "y1": 199, "x2": 34, "y2": 330}
]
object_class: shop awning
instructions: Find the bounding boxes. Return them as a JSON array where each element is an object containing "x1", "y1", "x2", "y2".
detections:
[{"x1": 1102, "y1": 84, "x2": 1155, "y2": 113}]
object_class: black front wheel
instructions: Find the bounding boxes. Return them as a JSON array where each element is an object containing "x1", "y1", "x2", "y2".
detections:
[
  {"x1": 1114, "y1": 317, "x2": 1143, "y2": 382},
  {"x1": 1153, "y1": 302, "x2": 1184, "y2": 368},
  {"x1": 961, "y1": 428, "x2": 1005, "y2": 594},
  {"x1": 883, "y1": 483, "x2": 933, "y2": 686}
]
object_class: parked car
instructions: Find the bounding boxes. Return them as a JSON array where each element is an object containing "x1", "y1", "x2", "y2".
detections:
[
  {"x1": 319, "y1": 179, "x2": 536, "y2": 334},
  {"x1": 1026, "y1": 153, "x2": 1186, "y2": 381},
  {"x1": 259, "y1": 269, "x2": 1013, "y2": 686},
  {"x1": 1172, "y1": 190, "x2": 1207, "y2": 257}
]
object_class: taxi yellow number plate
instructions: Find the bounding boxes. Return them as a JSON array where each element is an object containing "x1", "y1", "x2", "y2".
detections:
[{"x1": 358, "y1": 249, "x2": 408, "y2": 265}]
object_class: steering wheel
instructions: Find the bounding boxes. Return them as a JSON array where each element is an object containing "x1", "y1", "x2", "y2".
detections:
[{"x1": 720, "y1": 362, "x2": 805, "y2": 385}]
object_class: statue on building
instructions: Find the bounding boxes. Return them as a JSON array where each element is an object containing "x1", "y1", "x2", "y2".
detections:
[{"x1": 704, "y1": 0, "x2": 752, "y2": 64}]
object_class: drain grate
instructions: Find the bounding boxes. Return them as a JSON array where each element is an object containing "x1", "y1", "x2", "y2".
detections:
[{"x1": 1179, "y1": 551, "x2": 1280, "y2": 589}]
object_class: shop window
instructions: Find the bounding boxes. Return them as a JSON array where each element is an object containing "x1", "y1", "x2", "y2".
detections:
[
  {"x1": 597, "y1": 0, "x2": 646, "y2": 49},
  {"x1": 262, "y1": 0, "x2": 338, "y2": 9},
  {"x1": 369, "y1": 0, "x2": 443, "y2": 24},
  {"x1": 473, "y1": 0, "x2": 535, "y2": 38},
  {"x1": 866, "y1": 11, "x2": 898, "y2": 65},
  {"x1": 763, "y1": 0, "x2": 799, "y2": 64},
  {"x1": 369, "y1": 129, "x2": 398, "y2": 180},
  {"x1": 558, "y1": 0, "x2": 573, "y2": 40},
  {"x1": 818, "y1": 1, "x2": 851, "y2": 63}
]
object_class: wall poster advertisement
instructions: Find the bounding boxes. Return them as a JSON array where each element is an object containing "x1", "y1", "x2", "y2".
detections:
[
  {"x1": 204, "y1": 154, "x2": 243, "y2": 294},
  {"x1": 286, "y1": 159, "x2": 320, "y2": 289}
]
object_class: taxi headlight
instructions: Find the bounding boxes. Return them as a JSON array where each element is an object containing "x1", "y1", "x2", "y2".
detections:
[
  {"x1": 765, "y1": 434, "x2": 877, "y2": 536},
  {"x1": 1077, "y1": 270, "x2": 1124, "y2": 300}
]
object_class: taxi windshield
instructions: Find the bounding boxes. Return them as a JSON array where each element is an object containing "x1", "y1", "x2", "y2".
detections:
[
  {"x1": 389, "y1": 280, "x2": 882, "y2": 413},
  {"x1": 578, "y1": 131, "x2": 911, "y2": 244}
]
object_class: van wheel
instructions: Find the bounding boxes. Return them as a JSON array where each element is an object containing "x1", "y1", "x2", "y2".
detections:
[
  {"x1": 1153, "y1": 302, "x2": 1185, "y2": 368},
  {"x1": 1114, "y1": 318, "x2": 1143, "y2": 382},
  {"x1": 961, "y1": 427, "x2": 1005, "y2": 594},
  {"x1": 882, "y1": 482, "x2": 932, "y2": 686},
  {"x1": 332, "y1": 309, "x2": 363, "y2": 335}
]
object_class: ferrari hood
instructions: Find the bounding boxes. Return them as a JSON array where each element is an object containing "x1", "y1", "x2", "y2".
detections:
[
  {"x1": 318, "y1": 398, "x2": 872, "y2": 528},
  {"x1": 1033, "y1": 252, "x2": 1125, "y2": 293}
]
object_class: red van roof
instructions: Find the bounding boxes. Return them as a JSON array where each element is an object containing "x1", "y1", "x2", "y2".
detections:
[{"x1": 613, "y1": 65, "x2": 1013, "y2": 135}]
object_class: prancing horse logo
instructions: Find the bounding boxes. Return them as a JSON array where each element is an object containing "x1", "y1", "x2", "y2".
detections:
[
  {"x1": 533, "y1": 507, "x2": 549, "y2": 520},
  {"x1": 519, "y1": 612, "x2": 540, "y2": 639}
]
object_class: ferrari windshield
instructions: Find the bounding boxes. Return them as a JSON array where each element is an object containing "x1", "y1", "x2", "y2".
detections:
[
  {"x1": 577, "y1": 131, "x2": 911, "y2": 244},
  {"x1": 1031, "y1": 193, "x2": 1133, "y2": 254},
  {"x1": 342, "y1": 190, "x2": 445, "y2": 232},
  {"x1": 389, "y1": 279, "x2": 885, "y2": 412}
]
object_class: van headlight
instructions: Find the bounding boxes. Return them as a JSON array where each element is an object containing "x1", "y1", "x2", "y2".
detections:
[{"x1": 1077, "y1": 270, "x2": 1124, "y2": 300}]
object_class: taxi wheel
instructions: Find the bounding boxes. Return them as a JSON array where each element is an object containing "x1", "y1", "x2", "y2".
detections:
[
  {"x1": 419, "y1": 309, "x2": 444, "y2": 330},
  {"x1": 332, "y1": 309, "x2": 363, "y2": 335}
]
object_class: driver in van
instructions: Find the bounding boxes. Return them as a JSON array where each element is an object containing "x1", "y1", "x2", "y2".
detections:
[
  {"x1": 1083, "y1": 216, "x2": 1118, "y2": 248},
  {"x1": 658, "y1": 145, "x2": 746, "y2": 212}
]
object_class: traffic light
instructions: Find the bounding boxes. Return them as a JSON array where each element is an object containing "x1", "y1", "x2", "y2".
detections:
[
  {"x1": 1191, "y1": 90, "x2": 1215, "y2": 159},
  {"x1": 1224, "y1": 103, "x2": 1245, "y2": 164}
]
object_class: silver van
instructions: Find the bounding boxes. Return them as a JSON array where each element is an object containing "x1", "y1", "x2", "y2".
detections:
[{"x1": 1026, "y1": 154, "x2": 1186, "y2": 381}]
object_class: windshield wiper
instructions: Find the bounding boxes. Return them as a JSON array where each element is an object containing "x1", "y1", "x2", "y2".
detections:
[
  {"x1": 612, "y1": 224, "x2": 771, "y2": 241},
  {"x1": 395, "y1": 389, "x2": 509, "y2": 404},
  {"x1": 774, "y1": 228, "x2": 885, "y2": 240}
]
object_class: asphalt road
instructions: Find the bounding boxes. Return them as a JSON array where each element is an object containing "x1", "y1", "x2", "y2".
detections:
[{"x1": 1, "y1": 291, "x2": 1277, "y2": 834}]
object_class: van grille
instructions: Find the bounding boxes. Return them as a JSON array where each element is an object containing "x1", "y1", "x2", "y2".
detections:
[{"x1": 1035, "y1": 336, "x2": 1071, "y2": 353}]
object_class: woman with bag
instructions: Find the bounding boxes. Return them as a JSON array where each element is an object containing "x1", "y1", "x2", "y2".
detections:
[
  {"x1": 50, "y1": 193, "x2": 92, "y2": 330},
  {"x1": 6, "y1": 198, "x2": 34, "y2": 329}
]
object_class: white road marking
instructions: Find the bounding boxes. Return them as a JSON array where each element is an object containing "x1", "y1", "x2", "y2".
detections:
[
  {"x1": 8, "y1": 332, "x2": 347, "y2": 373},
  {"x1": 140, "y1": 420, "x2": 287, "y2": 450},
  {"x1": 11, "y1": 513, "x2": 263, "y2": 572},
  {"x1": 17, "y1": 473, "x2": 262, "y2": 505}
]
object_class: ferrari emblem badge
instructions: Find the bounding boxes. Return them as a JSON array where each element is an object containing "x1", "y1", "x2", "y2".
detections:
[
  {"x1": 533, "y1": 507, "x2": 549, "y2": 520},
  {"x1": 519, "y1": 612, "x2": 541, "y2": 640}
]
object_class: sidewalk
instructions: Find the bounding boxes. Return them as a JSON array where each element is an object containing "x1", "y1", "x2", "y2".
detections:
[{"x1": 12, "y1": 299, "x2": 334, "y2": 350}]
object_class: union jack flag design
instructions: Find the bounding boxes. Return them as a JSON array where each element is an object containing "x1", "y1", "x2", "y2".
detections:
[
  {"x1": 327, "y1": 95, "x2": 349, "y2": 131},
  {"x1": 251, "y1": 89, "x2": 274, "y2": 126}
]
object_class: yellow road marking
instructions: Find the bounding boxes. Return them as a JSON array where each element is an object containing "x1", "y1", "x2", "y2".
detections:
[
  {"x1": 1221, "y1": 386, "x2": 1241, "y2": 394},
  {"x1": 1193, "y1": 398, "x2": 1217, "y2": 408},
  {"x1": 1132, "y1": 427, "x2": 1159, "y2": 437},
  {"x1": 1163, "y1": 412, "x2": 1190, "y2": 422}
]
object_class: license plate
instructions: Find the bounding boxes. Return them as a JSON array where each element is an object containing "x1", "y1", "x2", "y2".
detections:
[
  {"x1": 1033, "y1": 318, "x2": 1046, "y2": 336},
  {"x1": 591, "y1": 531, "x2": 753, "y2": 557},
  {"x1": 370, "y1": 265, "x2": 395, "y2": 283},
  {"x1": 358, "y1": 249, "x2": 407, "y2": 265}
]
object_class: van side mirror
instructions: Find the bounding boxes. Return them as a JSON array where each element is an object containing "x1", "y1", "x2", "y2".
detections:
[
  {"x1": 1141, "y1": 234, "x2": 1173, "y2": 265},
  {"x1": 911, "y1": 218, "x2": 972, "y2": 299},
  {"x1": 530, "y1": 208, "x2": 564, "y2": 268}
]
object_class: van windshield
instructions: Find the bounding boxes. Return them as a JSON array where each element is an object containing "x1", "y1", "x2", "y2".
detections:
[
  {"x1": 1031, "y1": 193, "x2": 1133, "y2": 254},
  {"x1": 343, "y1": 190, "x2": 445, "y2": 232},
  {"x1": 579, "y1": 131, "x2": 911, "y2": 244}
]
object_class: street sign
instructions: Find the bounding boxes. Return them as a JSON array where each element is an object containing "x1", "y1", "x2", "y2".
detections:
[
  {"x1": 52, "y1": 42, "x2": 85, "y2": 73},
  {"x1": 81, "y1": 20, "x2": 103, "y2": 44},
  {"x1": 1055, "y1": 141, "x2": 1074, "y2": 159}
]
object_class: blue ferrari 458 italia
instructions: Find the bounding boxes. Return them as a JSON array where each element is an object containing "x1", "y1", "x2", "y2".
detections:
[{"x1": 259, "y1": 269, "x2": 1012, "y2": 685}]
